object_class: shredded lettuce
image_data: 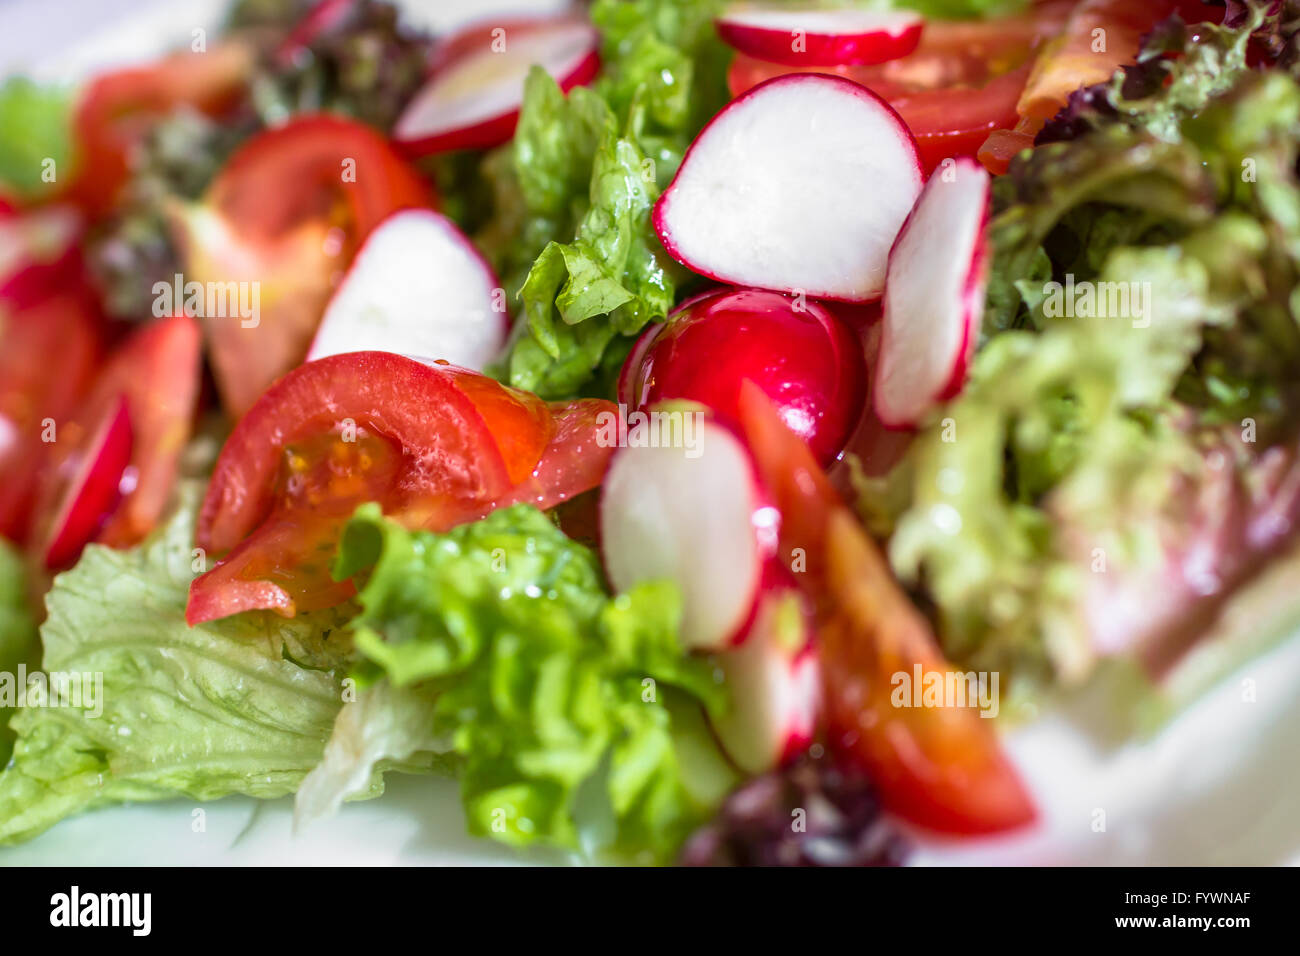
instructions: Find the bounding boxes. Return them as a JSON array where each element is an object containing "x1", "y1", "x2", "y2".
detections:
[
  {"x1": 0, "y1": 488, "x2": 366, "y2": 846},
  {"x1": 483, "y1": 0, "x2": 731, "y2": 399},
  {"x1": 326, "y1": 502, "x2": 727, "y2": 860}
]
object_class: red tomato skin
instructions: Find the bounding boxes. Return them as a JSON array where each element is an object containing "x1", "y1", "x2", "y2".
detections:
[
  {"x1": 176, "y1": 115, "x2": 435, "y2": 418},
  {"x1": 195, "y1": 353, "x2": 518, "y2": 558},
  {"x1": 38, "y1": 397, "x2": 133, "y2": 571},
  {"x1": 206, "y1": 114, "x2": 433, "y2": 243},
  {"x1": 0, "y1": 292, "x2": 102, "y2": 543},
  {"x1": 93, "y1": 314, "x2": 203, "y2": 549},
  {"x1": 187, "y1": 356, "x2": 617, "y2": 626},
  {"x1": 736, "y1": 382, "x2": 1036, "y2": 835}
]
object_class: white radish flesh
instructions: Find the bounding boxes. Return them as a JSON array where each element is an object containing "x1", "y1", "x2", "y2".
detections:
[
  {"x1": 306, "y1": 209, "x2": 506, "y2": 370},
  {"x1": 653, "y1": 74, "x2": 922, "y2": 303}
]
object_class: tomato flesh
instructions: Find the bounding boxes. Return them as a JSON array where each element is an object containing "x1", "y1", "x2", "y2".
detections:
[
  {"x1": 737, "y1": 381, "x2": 1036, "y2": 834},
  {"x1": 39, "y1": 396, "x2": 133, "y2": 570},
  {"x1": 173, "y1": 115, "x2": 434, "y2": 417},
  {"x1": 0, "y1": 290, "x2": 101, "y2": 543},
  {"x1": 726, "y1": 3, "x2": 1070, "y2": 175},
  {"x1": 27, "y1": 314, "x2": 200, "y2": 567},
  {"x1": 188, "y1": 353, "x2": 617, "y2": 625}
]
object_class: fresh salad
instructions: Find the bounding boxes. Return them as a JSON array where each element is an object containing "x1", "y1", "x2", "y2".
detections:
[{"x1": 0, "y1": 0, "x2": 1297, "y2": 866}]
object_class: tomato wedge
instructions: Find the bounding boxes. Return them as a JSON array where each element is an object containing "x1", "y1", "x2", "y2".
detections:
[
  {"x1": 979, "y1": 0, "x2": 1226, "y2": 173},
  {"x1": 38, "y1": 397, "x2": 133, "y2": 570},
  {"x1": 187, "y1": 353, "x2": 613, "y2": 625},
  {"x1": 737, "y1": 381, "x2": 1036, "y2": 835},
  {"x1": 90, "y1": 314, "x2": 203, "y2": 549},
  {"x1": 170, "y1": 115, "x2": 434, "y2": 417},
  {"x1": 727, "y1": 4, "x2": 1070, "y2": 175},
  {"x1": 0, "y1": 290, "x2": 101, "y2": 543},
  {"x1": 30, "y1": 314, "x2": 201, "y2": 568},
  {"x1": 69, "y1": 42, "x2": 253, "y2": 216}
]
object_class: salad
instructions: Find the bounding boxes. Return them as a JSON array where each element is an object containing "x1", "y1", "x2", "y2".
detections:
[{"x1": 0, "y1": 0, "x2": 1297, "y2": 866}]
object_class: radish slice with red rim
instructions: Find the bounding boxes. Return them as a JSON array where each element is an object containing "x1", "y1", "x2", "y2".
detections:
[
  {"x1": 874, "y1": 157, "x2": 991, "y2": 429},
  {"x1": 41, "y1": 396, "x2": 133, "y2": 570},
  {"x1": 305, "y1": 209, "x2": 507, "y2": 370},
  {"x1": 600, "y1": 413, "x2": 779, "y2": 651},
  {"x1": 392, "y1": 15, "x2": 600, "y2": 157},
  {"x1": 653, "y1": 74, "x2": 923, "y2": 303},
  {"x1": 709, "y1": 587, "x2": 820, "y2": 775},
  {"x1": 715, "y1": 5, "x2": 923, "y2": 67}
]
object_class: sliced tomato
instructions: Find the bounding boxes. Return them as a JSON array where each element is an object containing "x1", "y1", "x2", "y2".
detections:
[
  {"x1": 170, "y1": 115, "x2": 435, "y2": 417},
  {"x1": 29, "y1": 314, "x2": 201, "y2": 568},
  {"x1": 187, "y1": 353, "x2": 614, "y2": 625},
  {"x1": 980, "y1": 0, "x2": 1225, "y2": 173},
  {"x1": 0, "y1": 291, "x2": 101, "y2": 543},
  {"x1": 728, "y1": 3, "x2": 1072, "y2": 175},
  {"x1": 90, "y1": 314, "x2": 203, "y2": 548},
  {"x1": 737, "y1": 381, "x2": 1036, "y2": 835},
  {"x1": 496, "y1": 398, "x2": 619, "y2": 512},
  {"x1": 69, "y1": 42, "x2": 253, "y2": 216},
  {"x1": 204, "y1": 114, "x2": 432, "y2": 244},
  {"x1": 38, "y1": 396, "x2": 133, "y2": 570}
]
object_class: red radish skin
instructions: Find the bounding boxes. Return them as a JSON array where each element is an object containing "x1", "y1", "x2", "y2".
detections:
[
  {"x1": 306, "y1": 209, "x2": 507, "y2": 370},
  {"x1": 715, "y1": 6, "x2": 922, "y2": 68},
  {"x1": 619, "y1": 287, "x2": 867, "y2": 466},
  {"x1": 600, "y1": 414, "x2": 782, "y2": 651},
  {"x1": 874, "y1": 157, "x2": 991, "y2": 429},
  {"x1": 653, "y1": 74, "x2": 923, "y2": 303},
  {"x1": 41, "y1": 397, "x2": 133, "y2": 570},
  {"x1": 709, "y1": 586, "x2": 820, "y2": 775},
  {"x1": 392, "y1": 16, "x2": 600, "y2": 157}
]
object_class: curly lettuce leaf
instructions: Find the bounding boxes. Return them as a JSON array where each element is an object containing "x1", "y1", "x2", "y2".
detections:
[
  {"x1": 0, "y1": 488, "x2": 361, "y2": 846},
  {"x1": 329, "y1": 502, "x2": 727, "y2": 860},
  {"x1": 484, "y1": 0, "x2": 731, "y2": 399},
  {"x1": 865, "y1": 64, "x2": 1300, "y2": 687}
]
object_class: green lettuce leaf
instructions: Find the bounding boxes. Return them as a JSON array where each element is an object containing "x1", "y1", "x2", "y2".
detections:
[
  {"x1": 331, "y1": 502, "x2": 727, "y2": 860},
  {"x1": 0, "y1": 77, "x2": 73, "y2": 202},
  {"x1": 0, "y1": 487, "x2": 359, "y2": 846},
  {"x1": 862, "y1": 59, "x2": 1300, "y2": 688},
  {"x1": 483, "y1": 0, "x2": 731, "y2": 399},
  {"x1": 0, "y1": 540, "x2": 38, "y2": 766}
]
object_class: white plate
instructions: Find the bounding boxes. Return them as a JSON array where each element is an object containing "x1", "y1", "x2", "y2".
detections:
[{"x1": 1, "y1": 0, "x2": 1296, "y2": 867}]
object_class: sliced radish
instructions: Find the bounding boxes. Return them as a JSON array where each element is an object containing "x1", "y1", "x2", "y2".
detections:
[
  {"x1": 873, "y1": 157, "x2": 990, "y2": 429},
  {"x1": 653, "y1": 74, "x2": 922, "y2": 303},
  {"x1": 305, "y1": 209, "x2": 507, "y2": 370},
  {"x1": 41, "y1": 396, "x2": 132, "y2": 570},
  {"x1": 715, "y1": 5, "x2": 922, "y2": 67},
  {"x1": 600, "y1": 414, "x2": 779, "y2": 650},
  {"x1": 392, "y1": 15, "x2": 600, "y2": 157},
  {"x1": 710, "y1": 587, "x2": 820, "y2": 775}
]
